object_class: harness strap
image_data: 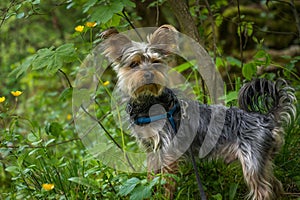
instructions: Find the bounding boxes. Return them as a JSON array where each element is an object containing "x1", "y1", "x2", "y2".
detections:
[{"x1": 134, "y1": 103, "x2": 178, "y2": 132}]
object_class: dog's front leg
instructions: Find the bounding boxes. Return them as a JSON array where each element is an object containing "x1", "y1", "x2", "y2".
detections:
[{"x1": 147, "y1": 153, "x2": 178, "y2": 200}]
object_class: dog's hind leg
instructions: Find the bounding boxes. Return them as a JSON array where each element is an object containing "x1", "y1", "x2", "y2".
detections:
[{"x1": 238, "y1": 150, "x2": 282, "y2": 200}]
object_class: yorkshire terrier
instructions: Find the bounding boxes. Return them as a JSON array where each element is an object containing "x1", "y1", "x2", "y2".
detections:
[{"x1": 100, "y1": 25, "x2": 296, "y2": 200}]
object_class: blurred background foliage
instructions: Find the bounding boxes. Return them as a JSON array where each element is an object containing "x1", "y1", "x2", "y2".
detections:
[{"x1": 0, "y1": 0, "x2": 299, "y2": 199}]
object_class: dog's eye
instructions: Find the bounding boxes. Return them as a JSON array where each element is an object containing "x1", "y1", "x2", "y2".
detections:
[
  {"x1": 129, "y1": 61, "x2": 139, "y2": 68},
  {"x1": 152, "y1": 60, "x2": 161, "y2": 64}
]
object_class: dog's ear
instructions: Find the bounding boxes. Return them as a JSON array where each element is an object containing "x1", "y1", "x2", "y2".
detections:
[
  {"x1": 100, "y1": 28, "x2": 132, "y2": 62},
  {"x1": 148, "y1": 25, "x2": 178, "y2": 54}
]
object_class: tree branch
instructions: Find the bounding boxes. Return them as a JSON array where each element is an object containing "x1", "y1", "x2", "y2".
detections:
[{"x1": 167, "y1": 0, "x2": 202, "y2": 45}]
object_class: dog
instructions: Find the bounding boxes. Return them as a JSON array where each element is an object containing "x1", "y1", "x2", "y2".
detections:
[{"x1": 100, "y1": 25, "x2": 296, "y2": 200}]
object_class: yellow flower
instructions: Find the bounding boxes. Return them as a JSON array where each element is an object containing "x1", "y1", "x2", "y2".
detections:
[
  {"x1": 0, "y1": 96, "x2": 5, "y2": 103},
  {"x1": 75, "y1": 25, "x2": 84, "y2": 32},
  {"x1": 11, "y1": 91, "x2": 23, "y2": 97},
  {"x1": 86, "y1": 22, "x2": 97, "y2": 28},
  {"x1": 103, "y1": 81, "x2": 110, "y2": 86},
  {"x1": 42, "y1": 183, "x2": 54, "y2": 191},
  {"x1": 67, "y1": 114, "x2": 72, "y2": 120}
]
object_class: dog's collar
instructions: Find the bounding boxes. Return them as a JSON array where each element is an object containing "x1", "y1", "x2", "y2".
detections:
[{"x1": 134, "y1": 103, "x2": 179, "y2": 133}]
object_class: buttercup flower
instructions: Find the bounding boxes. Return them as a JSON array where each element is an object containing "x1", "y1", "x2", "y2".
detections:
[
  {"x1": 67, "y1": 114, "x2": 72, "y2": 120},
  {"x1": 42, "y1": 183, "x2": 54, "y2": 191},
  {"x1": 75, "y1": 25, "x2": 84, "y2": 32},
  {"x1": 11, "y1": 91, "x2": 23, "y2": 97},
  {"x1": 103, "y1": 81, "x2": 110, "y2": 86},
  {"x1": 86, "y1": 22, "x2": 97, "y2": 28},
  {"x1": 0, "y1": 96, "x2": 5, "y2": 103}
]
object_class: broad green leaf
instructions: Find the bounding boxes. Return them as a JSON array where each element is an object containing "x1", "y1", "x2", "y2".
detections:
[
  {"x1": 118, "y1": 177, "x2": 140, "y2": 196},
  {"x1": 242, "y1": 63, "x2": 256, "y2": 80},
  {"x1": 91, "y1": 1, "x2": 124, "y2": 24},
  {"x1": 226, "y1": 56, "x2": 241, "y2": 68},
  {"x1": 130, "y1": 185, "x2": 152, "y2": 200}
]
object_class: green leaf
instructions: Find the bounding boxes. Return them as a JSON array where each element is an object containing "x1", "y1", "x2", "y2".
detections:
[
  {"x1": 59, "y1": 87, "x2": 73, "y2": 102},
  {"x1": 229, "y1": 183, "x2": 238, "y2": 200},
  {"x1": 91, "y1": 2, "x2": 124, "y2": 24},
  {"x1": 130, "y1": 185, "x2": 152, "y2": 200},
  {"x1": 83, "y1": 0, "x2": 98, "y2": 13},
  {"x1": 44, "y1": 138, "x2": 56, "y2": 147},
  {"x1": 118, "y1": 177, "x2": 140, "y2": 196},
  {"x1": 242, "y1": 63, "x2": 256, "y2": 80},
  {"x1": 10, "y1": 54, "x2": 37, "y2": 78},
  {"x1": 107, "y1": 14, "x2": 122, "y2": 27},
  {"x1": 246, "y1": 22, "x2": 253, "y2": 36},
  {"x1": 216, "y1": 57, "x2": 225, "y2": 69},
  {"x1": 55, "y1": 43, "x2": 76, "y2": 63},
  {"x1": 27, "y1": 132, "x2": 38, "y2": 142},
  {"x1": 68, "y1": 177, "x2": 99, "y2": 188},
  {"x1": 254, "y1": 50, "x2": 267, "y2": 59},
  {"x1": 226, "y1": 56, "x2": 241, "y2": 68},
  {"x1": 32, "y1": 48, "x2": 55, "y2": 70},
  {"x1": 31, "y1": 44, "x2": 76, "y2": 74},
  {"x1": 16, "y1": 12, "x2": 25, "y2": 19},
  {"x1": 215, "y1": 14, "x2": 223, "y2": 27},
  {"x1": 149, "y1": 177, "x2": 160, "y2": 188},
  {"x1": 121, "y1": 0, "x2": 135, "y2": 7},
  {"x1": 212, "y1": 193, "x2": 223, "y2": 200},
  {"x1": 5, "y1": 166, "x2": 19, "y2": 174},
  {"x1": 173, "y1": 60, "x2": 196, "y2": 72},
  {"x1": 219, "y1": 91, "x2": 238, "y2": 104},
  {"x1": 45, "y1": 122, "x2": 63, "y2": 137}
]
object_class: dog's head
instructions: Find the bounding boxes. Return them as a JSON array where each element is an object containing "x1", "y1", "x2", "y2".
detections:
[{"x1": 100, "y1": 25, "x2": 178, "y2": 99}]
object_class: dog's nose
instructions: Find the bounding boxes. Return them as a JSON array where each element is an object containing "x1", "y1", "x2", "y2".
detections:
[{"x1": 144, "y1": 71, "x2": 154, "y2": 80}]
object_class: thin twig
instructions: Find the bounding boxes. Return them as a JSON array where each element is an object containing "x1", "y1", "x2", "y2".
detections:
[
  {"x1": 290, "y1": 0, "x2": 300, "y2": 38},
  {"x1": 0, "y1": 0, "x2": 16, "y2": 29},
  {"x1": 204, "y1": 0, "x2": 217, "y2": 62},
  {"x1": 156, "y1": 0, "x2": 159, "y2": 27},
  {"x1": 236, "y1": 0, "x2": 244, "y2": 68},
  {"x1": 80, "y1": 105, "x2": 136, "y2": 171},
  {"x1": 121, "y1": 9, "x2": 143, "y2": 42},
  {"x1": 58, "y1": 69, "x2": 73, "y2": 88}
]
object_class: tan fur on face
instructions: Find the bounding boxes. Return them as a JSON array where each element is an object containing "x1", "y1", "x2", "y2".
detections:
[{"x1": 117, "y1": 61, "x2": 168, "y2": 98}]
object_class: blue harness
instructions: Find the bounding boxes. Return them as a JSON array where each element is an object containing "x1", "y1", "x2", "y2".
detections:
[{"x1": 134, "y1": 103, "x2": 179, "y2": 133}]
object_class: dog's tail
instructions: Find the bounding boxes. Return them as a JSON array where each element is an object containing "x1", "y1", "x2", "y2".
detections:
[{"x1": 238, "y1": 78, "x2": 296, "y2": 125}]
